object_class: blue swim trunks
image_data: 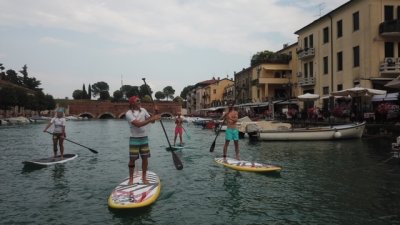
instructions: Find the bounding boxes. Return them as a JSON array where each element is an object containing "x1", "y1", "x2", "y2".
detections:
[{"x1": 225, "y1": 128, "x2": 239, "y2": 141}]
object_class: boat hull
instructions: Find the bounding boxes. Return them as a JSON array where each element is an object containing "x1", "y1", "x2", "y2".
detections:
[{"x1": 257, "y1": 122, "x2": 366, "y2": 141}]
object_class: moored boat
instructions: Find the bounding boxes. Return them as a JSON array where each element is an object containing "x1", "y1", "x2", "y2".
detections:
[{"x1": 249, "y1": 122, "x2": 366, "y2": 141}]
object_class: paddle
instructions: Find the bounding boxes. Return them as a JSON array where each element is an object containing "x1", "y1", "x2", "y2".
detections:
[
  {"x1": 142, "y1": 78, "x2": 183, "y2": 170},
  {"x1": 45, "y1": 131, "x2": 98, "y2": 154},
  {"x1": 209, "y1": 118, "x2": 226, "y2": 152},
  {"x1": 182, "y1": 126, "x2": 191, "y2": 140}
]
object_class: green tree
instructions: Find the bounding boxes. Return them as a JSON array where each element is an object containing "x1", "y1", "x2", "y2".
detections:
[
  {"x1": 173, "y1": 96, "x2": 183, "y2": 105},
  {"x1": 113, "y1": 90, "x2": 123, "y2": 102},
  {"x1": 139, "y1": 84, "x2": 152, "y2": 98},
  {"x1": 5, "y1": 69, "x2": 21, "y2": 85},
  {"x1": 82, "y1": 84, "x2": 88, "y2": 99},
  {"x1": 87, "y1": 84, "x2": 92, "y2": 100},
  {"x1": 99, "y1": 90, "x2": 110, "y2": 100},
  {"x1": 72, "y1": 90, "x2": 85, "y2": 99},
  {"x1": 0, "y1": 87, "x2": 17, "y2": 113},
  {"x1": 163, "y1": 86, "x2": 175, "y2": 101},
  {"x1": 180, "y1": 85, "x2": 194, "y2": 99},
  {"x1": 44, "y1": 94, "x2": 56, "y2": 110},
  {"x1": 121, "y1": 85, "x2": 140, "y2": 99},
  {"x1": 91, "y1": 81, "x2": 109, "y2": 99},
  {"x1": 155, "y1": 91, "x2": 166, "y2": 100},
  {"x1": 0, "y1": 63, "x2": 5, "y2": 80},
  {"x1": 142, "y1": 95, "x2": 152, "y2": 103}
]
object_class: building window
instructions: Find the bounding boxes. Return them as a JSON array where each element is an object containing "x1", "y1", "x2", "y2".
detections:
[
  {"x1": 323, "y1": 86, "x2": 329, "y2": 95},
  {"x1": 353, "y1": 46, "x2": 360, "y2": 67},
  {"x1": 213, "y1": 89, "x2": 216, "y2": 94},
  {"x1": 304, "y1": 63, "x2": 308, "y2": 78},
  {"x1": 323, "y1": 56, "x2": 329, "y2": 74},
  {"x1": 384, "y1": 5, "x2": 394, "y2": 21},
  {"x1": 337, "y1": 84, "x2": 343, "y2": 91},
  {"x1": 304, "y1": 36, "x2": 308, "y2": 48},
  {"x1": 353, "y1": 11, "x2": 359, "y2": 31},
  {"x1": 309, "y1": 62, "x2": 313, "y2": 77},
  {"x1": 385, "y1": 42, "x2": 394, "y2": 58},
  {"x1": 309, "y1": 34, "x2": 314, "y2": 48},
  {"x1": 337, "y1": 51, "x2": 343, "y2": 71},
  {"x1": 323, "y1": 27, "x2": 329, "y2": 43},
  {"x1": 337, "y1": 20, "x2": 343, "y2": 38}
]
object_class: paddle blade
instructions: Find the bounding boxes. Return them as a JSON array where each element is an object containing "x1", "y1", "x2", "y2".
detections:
[
  {"x1": 210, "y1": 141, "x2": 216, "y2": 152},
  {"x1": 171, "y1": 151, "x2": 183, "y2": 170},
  {"x1": 88, "y1": 148, "x2": 98, "y2": 154}
]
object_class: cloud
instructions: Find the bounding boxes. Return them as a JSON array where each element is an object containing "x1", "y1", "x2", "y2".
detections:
[
  {"x1": 39, "y1": 36, "x2": 77, "y2": 47},
  {"x1": 0, "y1": 0, "x2": 348, "y2": 54}
]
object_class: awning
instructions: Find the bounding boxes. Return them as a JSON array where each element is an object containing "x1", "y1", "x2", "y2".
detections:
[{"x1": 371, "y1": 92, "x2": 399, "y2": 102}]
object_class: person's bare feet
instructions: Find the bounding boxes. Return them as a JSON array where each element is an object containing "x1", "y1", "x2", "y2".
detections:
[
  {"x1": 128, "y1": 178, "x2": 133, "y2": 185},
  {"x1": 142, "y1": 178, "x2": 150, "y2": 184}
]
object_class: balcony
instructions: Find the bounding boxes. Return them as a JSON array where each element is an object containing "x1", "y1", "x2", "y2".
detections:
[
  {"x1": 297, "y1": 48, "x2": 315, "y2": 60},
  {"x1": 298, "y1": 77, "x2": 316, "y2": 87},
  {"x1": 379, "y1": 19, "x2": 400, "y2": 38},
  {"x1": 379, "y1": 57, "x2": 400, "y2": 76}
]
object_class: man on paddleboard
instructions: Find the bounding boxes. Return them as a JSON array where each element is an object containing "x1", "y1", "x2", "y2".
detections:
[
  {"x1": 221, "y1": 102, "x2": 240, "y2": 160},
  {"x1": 126, "y1": 96, "x2": 161, "y2": 185},
  {"x1": 43, "y1": 108, "x2": 66, "y2": 159},
  {"x1": 173, "y1": 112, "x2": 184, "y2": 146}
]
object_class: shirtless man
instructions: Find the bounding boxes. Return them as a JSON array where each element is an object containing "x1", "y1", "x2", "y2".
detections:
[
  {"x1": 221, "y1": 102, "x2": 240, "y2": 160},
  {"x1": 174, "y1": 113, "x2": 184, "y2": 146}
]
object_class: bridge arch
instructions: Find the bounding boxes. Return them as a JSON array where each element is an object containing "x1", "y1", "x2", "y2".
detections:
[
  {"x1": 118, "y1": 113, "x2": 126, "y2": 119},
  {"x1": 78, "y1": 112, "x2": 95, "y2": 119},
  {"x1": 98, "y1": 112, "x2": 116, "y2": 119}
]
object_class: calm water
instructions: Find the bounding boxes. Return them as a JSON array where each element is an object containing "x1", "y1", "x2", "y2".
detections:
[{"x1": 1, "y1": 120, "x2": 400, "y2": 225}]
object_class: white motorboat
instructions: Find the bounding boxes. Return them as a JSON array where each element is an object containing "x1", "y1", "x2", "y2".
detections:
[{"x1": 248, "y1": 122, "x2": 366, "y2": 141}]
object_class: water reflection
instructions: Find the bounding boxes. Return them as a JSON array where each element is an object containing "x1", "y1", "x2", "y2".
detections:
[{"x1": 49, "y1": 164, "x2": 70, "y2": 201}]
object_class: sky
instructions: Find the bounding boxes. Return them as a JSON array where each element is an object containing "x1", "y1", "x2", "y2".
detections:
[{"x1": 0, "y1": 0, "x2": 348, "y2": 99}]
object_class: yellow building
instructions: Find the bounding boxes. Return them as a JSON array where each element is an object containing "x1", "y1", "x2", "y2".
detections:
[
  {"x1": 294, "y1": 0, "x2": 400, "y2": 110},
  {"x1": 203, "y1": 78, "x2": 234, "y2": 108},
  {"x1": 234, "y1": 46, "x2": 296, "y2": 104}
]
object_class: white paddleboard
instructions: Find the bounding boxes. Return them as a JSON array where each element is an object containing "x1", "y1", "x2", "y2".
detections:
[
  {"x1": 108, "y1": 170, "x2": 161, "y2": 209},
  {"x1": 23, "y1": 154, "x2": 78, "y2": 166}
]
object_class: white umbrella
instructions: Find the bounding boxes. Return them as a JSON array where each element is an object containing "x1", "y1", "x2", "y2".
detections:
[
  {"x1": 385, "y1": 76, "x2": 400, "y2": 89},
  {"x1": 330, "y1": 87, "x2": 386, "y2": 97},
  {"x1": 297, "y1": 93, "x2": 320, "y2": 101}
]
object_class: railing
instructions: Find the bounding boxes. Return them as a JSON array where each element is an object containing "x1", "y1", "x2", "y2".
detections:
[
  {"x1": 379, "y1": 57, "x2": 400, "y2": 74},
  {"x1": 379, "y1": 19, "x2": 400, "y2": 37},
  {"x1": 297, "y1": 48, "x2": 315, "y2": 60},
  {"x1": 298, "y1": 77, "x2": 316, "y2": 86}
]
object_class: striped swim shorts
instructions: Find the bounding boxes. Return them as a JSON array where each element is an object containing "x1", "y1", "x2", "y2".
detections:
[{"x1": 129, "y1": 136, "x2": 151, "y2": 160}]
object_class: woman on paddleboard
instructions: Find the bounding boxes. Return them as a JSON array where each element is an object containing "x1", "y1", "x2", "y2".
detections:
[
  {"x1": 43, "y1": 108, "x2": 66, "y2": 159},
  {"x1": 173, "y1": 112, "x2": 184, "y2": 146},
  {"x1": 221, "y1": 102, "x2": 240, "y2": 160},
  {"x1": 125, "y1": 96, "x2": 161, "y2": 185}
]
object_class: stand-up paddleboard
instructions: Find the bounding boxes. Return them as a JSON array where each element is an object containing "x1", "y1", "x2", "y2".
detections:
[
  {"x1": 215, "y1": 157, "x2": 281, "y2": 173},
  {"x1": 166, "y1": 144, "x2": 186, "y2": 151},
  {"x1": 23, "y1": 154, "x2": 78, "y2": 166},
  {"x1": 108, "y1": 170, "x2": 161, "y2": 209}
]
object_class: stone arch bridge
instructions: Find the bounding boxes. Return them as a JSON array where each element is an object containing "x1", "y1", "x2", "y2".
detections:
[{"x1": 60, "y1": 100, "x2": 181, "y2": 119}]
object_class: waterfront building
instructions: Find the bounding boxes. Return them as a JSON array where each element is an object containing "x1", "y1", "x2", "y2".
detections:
[{"x1": 294, "y1": 0, "x2": 400, "y2": 111}]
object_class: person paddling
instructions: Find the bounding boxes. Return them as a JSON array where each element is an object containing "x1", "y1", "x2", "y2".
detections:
[
  {"x1": 173, "y1": 112, "x2": 184, "y2": 146},
  {"x1": 43, "y1": 108, "x2": 66, "y2": 159},
  {"x1": 125, "y1": 96, "x2": 161, "y2": 185},
  {"x1": 221, "y1": 102, "x2": 240, "y2": 160}
]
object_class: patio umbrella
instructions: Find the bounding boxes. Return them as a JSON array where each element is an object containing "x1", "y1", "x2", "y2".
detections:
[
  {"x1": 384, "y1": 75, "x2": 400, "y2": 89},
  {"x1": 297, "y1": 93, "x2": 320, "y2": 101},
  {"x1": 330, "y1": 87, "x2": 386, "y2": 97}
]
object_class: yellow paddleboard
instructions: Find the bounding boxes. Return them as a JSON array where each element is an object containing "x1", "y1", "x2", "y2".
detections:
[
  {"x1": 215, "y1": 157, "x2": 281, "y2": 173},
  {"x1": 108, "y1": 170, "x2": 161, "y2": 209}
]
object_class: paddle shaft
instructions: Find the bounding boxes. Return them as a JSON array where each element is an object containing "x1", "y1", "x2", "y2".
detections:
[
  {"x1": 209, "y1": 118, "x2": 226, "y2": 152},
  {"x1": 142, "y1": 78, "x2": 183, "y2": 170},
  {"x1": 46, "y1": 131, "x2": 98, "y2": 154}
]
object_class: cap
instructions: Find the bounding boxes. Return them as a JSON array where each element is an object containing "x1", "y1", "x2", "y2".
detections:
[{"x1": 129, "y1": 96, "x2": 139, "y2": 105}]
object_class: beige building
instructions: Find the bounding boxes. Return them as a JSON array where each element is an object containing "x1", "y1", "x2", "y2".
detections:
[
  {"x1": 234, "y1": 46, "x2": 295, "y2": 104},
  {"x1": 203, "y1": 78, "x2": 234, "y2": 108},
  {"x1": 294, "y1": 0, "x2": 400, "y2": 110}
]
